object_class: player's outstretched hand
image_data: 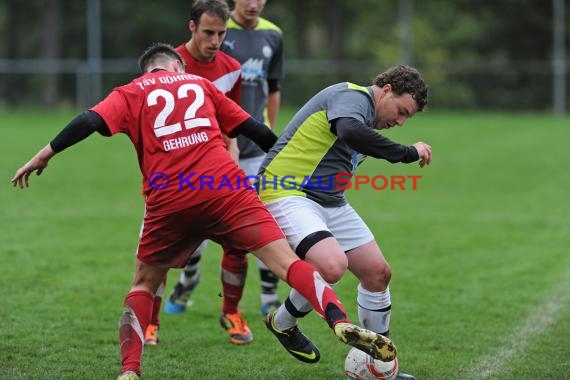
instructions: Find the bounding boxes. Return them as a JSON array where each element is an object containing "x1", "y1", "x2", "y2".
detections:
[
  {"x1": 413, "y1": 142, "x2": 432, "y2": 168},
  {"x1": 11, "y1": 144, "x2": 56, "y2": 189}
]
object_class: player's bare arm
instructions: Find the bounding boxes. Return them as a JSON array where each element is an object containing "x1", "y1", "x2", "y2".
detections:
[
  {"x1": 11, "y1": 110, "x2": 109, "y2": 189},
  {"x1": 11, "y1": 144, "x2": 56, "y2": 188},
  {"x1": 267, "y1": 90, "x2": 281, "y2": 128}
]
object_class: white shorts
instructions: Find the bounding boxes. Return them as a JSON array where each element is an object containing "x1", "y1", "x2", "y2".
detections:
[{"x1": 265, "y1": 196, "x2": 374, "y2": 252}]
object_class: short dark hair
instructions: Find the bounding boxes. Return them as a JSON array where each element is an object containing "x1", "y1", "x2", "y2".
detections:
[
  {"x1": 373, "y1": 65, "x2": 428, "y2": 111},
  {"x1": 191, "y1": 0, "x2": 230, "y2": 25},
  {"x1": 138, "y1": 42, "x2": 184, "y2": 73}
]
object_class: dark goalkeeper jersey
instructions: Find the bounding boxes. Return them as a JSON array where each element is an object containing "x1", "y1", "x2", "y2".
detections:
[{"x1": 221, "y1": 16, "x2": 284, "y2": 158}]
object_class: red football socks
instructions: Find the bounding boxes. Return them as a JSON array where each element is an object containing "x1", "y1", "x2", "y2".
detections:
[
  {"x1": 285, "y1": 259, "x2": 349, "y2": 326},
  {"x1": 221, "y1": 249, "x2": 248, "y2": 314},
  {"x1": 119, "y1": 290, "x2": 153, "y2": 374}
]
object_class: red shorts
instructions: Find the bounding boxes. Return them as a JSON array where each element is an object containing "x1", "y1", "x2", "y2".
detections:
[{"x1": 136, "y1": 189, "x2": 285, "y2": 268}]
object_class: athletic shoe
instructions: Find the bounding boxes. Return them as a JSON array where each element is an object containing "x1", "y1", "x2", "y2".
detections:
[
  {"x1": 260, "y1": 300, "x2": 281, "y2": 316},
  {"x1": 333, "y1": 322, "x2": 397, "y2": 362},
  {"x1": 117, "y1": 371, "x2": 140, "y2": 380},
  {"x1": 164, "y1": 298, "x2": 194, "y2": 314},
  {"x1": 396, "y1": 371, "x2": 416, "y2": 379},
  {"x1": 219, "y1": 312, "x2": 253, "y2": 345},
  {"x1": 163, "y1": 277, "x2": 200, "y2": 314},
  {"x1": 264, "y1": 310, "x2": 320, "y2": 363},
  {"x1": 144, "y1": 323, "x2": 159, "y2": 346}
]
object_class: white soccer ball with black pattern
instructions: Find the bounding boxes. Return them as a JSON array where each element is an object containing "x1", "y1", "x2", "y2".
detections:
[{"x1": 344, "y1": 347, "x2": 398, "y2": 380}]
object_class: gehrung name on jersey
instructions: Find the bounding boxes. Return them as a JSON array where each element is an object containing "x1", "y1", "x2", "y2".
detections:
[{"x1": 163, "y1": 131, "x2": 209, "y2": 151}]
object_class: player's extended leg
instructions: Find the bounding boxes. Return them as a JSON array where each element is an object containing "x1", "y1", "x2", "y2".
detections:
[
  {"x1": 265, "y1": 236, "x2": 348, "y2": 362},
  {"x1": 348, "y1": 241, "x2": 392, "y2": 336},
  {"x1": 219, "y1": 247, "x2": 252, "y2": 345},
  {"x1": 348, "y1": 241, "x2": 415, "y2": 380},
  {"x1": 118, "y1": 259, "x2": 168, "y2": 378},
  {"x1": 253, "y1": 238, "x2": 397, "y2": 363},
  {"x1": 164, "y1": 240, "x2": 207, "y2": 314},
  {"x1": 274, "y1": 235, "x2": 348, "y2": 321}
]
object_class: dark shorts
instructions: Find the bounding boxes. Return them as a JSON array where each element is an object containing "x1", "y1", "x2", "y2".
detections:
[{"x1": 136, "y1": 189, "x2": 284, "y2": 268}]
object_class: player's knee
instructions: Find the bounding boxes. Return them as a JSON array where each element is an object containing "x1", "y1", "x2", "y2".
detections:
[
  {"x1": 362, "y1": 262, "x2": 392, "y2": 290},
  {"x1": 317, "y1": 258, "x2": 348, "y2": 284},
  {"x1": 375, "y1": 262, "x2": 392, "y2": 287}
]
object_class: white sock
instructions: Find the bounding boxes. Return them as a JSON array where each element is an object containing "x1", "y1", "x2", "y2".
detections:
[
  {"x1": 179, "y1": 240, "x2": 207, "y2": 287},
  {"x1": 357, "y1": 283, "x2": 391, "y2": 335},
  {"x1": 274, "y1": 289, "x2": 312, "y2": 330}
]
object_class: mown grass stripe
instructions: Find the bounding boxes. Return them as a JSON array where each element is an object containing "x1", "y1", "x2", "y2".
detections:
[{"x1": 463, "y1": 271, "x2": 570, "y2": 380}]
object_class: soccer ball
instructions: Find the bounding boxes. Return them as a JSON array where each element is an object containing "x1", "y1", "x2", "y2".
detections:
[{"x1": 344, "y1": 347, "x2": 398, "y2": 380}]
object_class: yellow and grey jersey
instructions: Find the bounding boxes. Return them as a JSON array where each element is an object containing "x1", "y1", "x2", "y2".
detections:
[
  {"x1": 258, "y1": 82, "x2": 374, "y2": 207},
  {"x1": 221, "y1": 16, "x2": 283, "y2": 159}
]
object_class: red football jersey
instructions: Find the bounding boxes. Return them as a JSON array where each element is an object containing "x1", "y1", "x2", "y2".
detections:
[
  {"x1": 175, "y1": 44, "x2": 241, "y2": 103},
  {"x1": 91, "y1": 71, "x2": 250, "y2": 215}
]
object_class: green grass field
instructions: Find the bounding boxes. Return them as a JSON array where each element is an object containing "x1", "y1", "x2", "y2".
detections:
[{"x1": 1, "y1": 109, "x2": 569, "y2": 379}]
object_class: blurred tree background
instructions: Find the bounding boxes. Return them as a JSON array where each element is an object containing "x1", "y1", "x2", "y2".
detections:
[{"x1": 0, "y1": 0, "x2": 568, "y2": 111}]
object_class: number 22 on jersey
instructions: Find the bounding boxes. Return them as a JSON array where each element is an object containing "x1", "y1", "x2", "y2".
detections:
[{"x1": 147, "y1": 83, "x2": 211, "y2": 138}]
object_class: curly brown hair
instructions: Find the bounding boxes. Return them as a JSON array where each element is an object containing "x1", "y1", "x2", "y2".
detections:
[{"x1": 373, "y1": 65, "x2": 428, "y2": 111}]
